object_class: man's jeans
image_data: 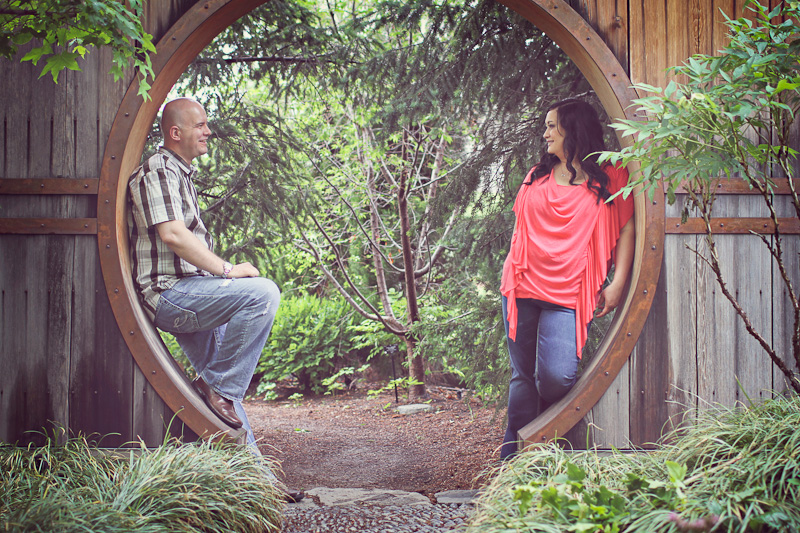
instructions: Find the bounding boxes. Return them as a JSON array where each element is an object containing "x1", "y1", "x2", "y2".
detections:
[
  {"x1": 500, "y1": 296, "x2": 579, "y2": 459},
  {"x1": 154, "y1": 275, "x2": 280, "y2": 450}
]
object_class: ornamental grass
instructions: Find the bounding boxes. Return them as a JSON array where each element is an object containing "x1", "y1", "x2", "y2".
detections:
[
  {"x1": 466, "y1": 394, "x2": 800, "y2": 532},
  {"x1": 0, "y1": 432, "x2": 284, "y2": 532}
]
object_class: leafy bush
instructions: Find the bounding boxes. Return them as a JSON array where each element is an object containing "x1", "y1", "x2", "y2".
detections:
[
  {"x1": 159, "y1": 331, "x2": 196, "y2": 380},
  {"x1": 0, "y1": 431, "x2": 284, "y2": 532},
  {"x1": 466, "y1": 395, "x2": 800, "y2": 532},
  {"x1": 257, "y1": 293, "x2": 361, "y2": 394}
]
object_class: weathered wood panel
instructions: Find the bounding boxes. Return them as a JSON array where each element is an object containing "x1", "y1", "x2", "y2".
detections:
[
  {"x1": 589, "y1": 358, "x2": 630, "y2": 448},
  {"x1": 629, "y1": 257, "x2": 671, "y2": 446},
  {"x1": 0, "y1": 0, "x2": 196, "y2": 445},
  {"x1": 568, "y1": 0, "x2": 628, "y2": 69}
]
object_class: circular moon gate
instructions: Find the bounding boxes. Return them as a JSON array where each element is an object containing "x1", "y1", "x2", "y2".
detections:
[{"x1": 98, "y1": 0, "x2": 664, "y2": 445}]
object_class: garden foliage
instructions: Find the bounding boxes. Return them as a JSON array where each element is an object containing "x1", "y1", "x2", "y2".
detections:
[
  {"x1": 0, "y1": 431, "x2": 284, "y2": 532},
  {"x1": 466, "y1": 395, "x2": 800, "y2": 532},
  {"x1": 256, "y1": 293, "x2": 362, "y2": 394}
]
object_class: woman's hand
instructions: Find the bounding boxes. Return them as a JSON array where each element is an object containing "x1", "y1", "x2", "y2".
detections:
[
  {"x1": 595, "y1": 218, "x2": 635, "y2": 318},
  {"x1": 595, "y1": 282, "x2": 624, "y2": 318}
]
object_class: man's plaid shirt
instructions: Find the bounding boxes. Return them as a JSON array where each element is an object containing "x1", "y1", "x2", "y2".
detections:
[{"x1": 128, "y1": 147, "x2": 214, "y2": 319}]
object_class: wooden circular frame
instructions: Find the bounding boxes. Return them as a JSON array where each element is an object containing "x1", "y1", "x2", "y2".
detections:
[{"x1": 98, "y1": 0, "x2": 664, "y2": 446}]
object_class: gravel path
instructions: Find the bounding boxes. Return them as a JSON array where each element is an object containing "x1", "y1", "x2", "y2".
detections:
[{"x1": 282, "y1": 503, "x2": 475, "y2": 532}]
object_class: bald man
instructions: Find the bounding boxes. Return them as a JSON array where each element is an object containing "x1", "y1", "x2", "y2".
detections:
[{"x1": 128, "y1": 98, "x2": 280, "y2": 455}]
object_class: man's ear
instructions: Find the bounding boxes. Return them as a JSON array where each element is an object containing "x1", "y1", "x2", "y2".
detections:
[{"x1": 168, "y1": 126, "x2": 182, "y2": 142}]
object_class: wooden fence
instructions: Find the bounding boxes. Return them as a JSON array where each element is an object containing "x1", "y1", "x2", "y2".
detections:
[{"x1": 0, "y1": 0, "x2": 796, "y2": 449}]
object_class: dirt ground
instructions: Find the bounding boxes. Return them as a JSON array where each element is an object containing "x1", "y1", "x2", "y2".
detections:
[{"x1": 244, "y1": 384, "x2": 506, "y2": 497}]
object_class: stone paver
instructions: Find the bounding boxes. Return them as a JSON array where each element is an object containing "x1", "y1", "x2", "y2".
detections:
[
  {"x1": 396, "y1": 404, "x2": 434, "y2": 415},
  {"x1": 304, "y1": 487, "x2": 432, "y2": 506},
  {"x1": 434, "y1": 489, "x2": 480, "y2": 505}
]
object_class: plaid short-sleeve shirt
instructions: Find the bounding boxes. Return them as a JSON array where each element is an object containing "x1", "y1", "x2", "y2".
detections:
[{"x1": 128, "y1": 147, "x2": 214, "y2": 319}]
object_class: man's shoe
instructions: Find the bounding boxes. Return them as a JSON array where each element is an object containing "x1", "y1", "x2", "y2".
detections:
[
  {"x1": 192, "y1": 377, "x2": 243, "y2": 428},
  {"x1": 283, "y1": 490, "x2": 305, "y2": 503}
]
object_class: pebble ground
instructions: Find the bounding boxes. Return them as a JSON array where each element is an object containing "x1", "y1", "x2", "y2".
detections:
[{"x1": 282, "y1": 503, "x2": 475, "y2": 532}]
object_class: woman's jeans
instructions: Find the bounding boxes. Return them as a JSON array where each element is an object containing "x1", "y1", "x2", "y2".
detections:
[
  {"x1": 154, "y1": 275, "x2": 280, "y2": 451},
  {"x1": 501, "y1": 296, "x2": 579, "y2": 459}
]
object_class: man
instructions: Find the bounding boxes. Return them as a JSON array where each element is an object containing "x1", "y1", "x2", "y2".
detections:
[{"x1": 128, "y1": 98, "x2": 301, "y2": 501}]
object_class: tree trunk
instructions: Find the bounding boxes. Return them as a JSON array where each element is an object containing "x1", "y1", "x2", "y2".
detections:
[
  {"x1": 403, "y1": 334, "x2": 427, "y2": 400},
  {"x1": 399, "y1": 131, "x2": 427, "y2": 399}
]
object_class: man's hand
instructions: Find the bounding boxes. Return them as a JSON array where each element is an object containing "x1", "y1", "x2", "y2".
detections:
[{"x1": 230, "y1": 262, "x2": 259, "y2": 278}]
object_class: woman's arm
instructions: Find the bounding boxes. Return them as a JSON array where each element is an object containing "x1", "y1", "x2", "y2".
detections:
[{"x1": 595, "y1": 217, "x2": 635, "y2": 318}]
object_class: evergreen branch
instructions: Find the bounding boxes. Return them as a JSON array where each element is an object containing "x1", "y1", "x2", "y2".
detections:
[
  {"x1": 194, "y1": 54, "x2": 352, "y2": 65},
  {"x1": 201, "y1": 162, "x2": 251, "y2": 214}
]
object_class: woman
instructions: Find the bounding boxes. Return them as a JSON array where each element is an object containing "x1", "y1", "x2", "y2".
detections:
[{"x1": 499, "y1": 99, "x2": 635, "y2": 459}]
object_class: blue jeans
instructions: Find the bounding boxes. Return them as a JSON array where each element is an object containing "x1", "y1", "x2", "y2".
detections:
[
  {"x1": 501, "y1": 296, "x2": 578, "y2": 459},
  {"x1": 154, "y1": 275, "x2": 280, "y2": 450}
]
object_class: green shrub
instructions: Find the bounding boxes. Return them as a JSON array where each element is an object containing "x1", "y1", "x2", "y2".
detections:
[
  {"x1": 257, "y1": 293, "x2": 360, "y2": 394},
  {"x1": 159, "y1": 331, "x2": 196, "y2": 379},
  {"x1": 466, "y1": 395, "x2": 800, "y2": 532},
  {"x1": 0, "y1": 432, "x2": 284, "y2": 532}
]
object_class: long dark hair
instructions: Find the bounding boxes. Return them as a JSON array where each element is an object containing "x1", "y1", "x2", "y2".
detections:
[{"x1": 525, "y1": 98, "x2": 610, "y2": 202}]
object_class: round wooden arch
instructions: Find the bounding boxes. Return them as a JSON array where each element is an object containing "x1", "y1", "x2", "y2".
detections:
[{"x1": 97, "y1": 0, "x2": 664, "y2": 445}]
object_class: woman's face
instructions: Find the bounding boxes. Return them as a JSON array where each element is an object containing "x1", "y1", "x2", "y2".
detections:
[{"x1": 543, "y1": 109, "x2": 566, "y2": 161}]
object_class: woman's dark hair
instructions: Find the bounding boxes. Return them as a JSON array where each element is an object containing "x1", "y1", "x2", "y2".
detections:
[{"x1": 525, "y1": 98, "x2": 611, "y2": 202}]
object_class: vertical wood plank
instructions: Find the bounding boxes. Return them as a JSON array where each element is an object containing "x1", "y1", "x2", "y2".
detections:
[
  {"x1": 731, "y1": 198, "x2": 773, "y2": 403},
  {"x1": 590, "y1": 358, "x2": 630, "y2": 448},
  {"x1": 637, "y1": 0, "x2": 669, "y2": 88},
  {"x1": 0, "y1": 56, "x2": 6, "y2": 177},
  {"x1": 23, "y1": 235, "x2": 49, "y2": 443},
  {"x1": 0, "y1": 54, "x2": 25, "y2": 441},
  {"x1": 68, "y1": 260, "x2": 134, "y2": 447},
  {"x1": 44, "y1": 235, "x2": 74, "y2": 439},
  {"x1": 664, "y1": 232, "x2": 698, "y2": 429},
  {"x1": 628, "y1": 0, "x2": 645, "y2": 85},
  {"x1": 69, "y1": 53, "x2": 102, "y2": 444},
  {"x1": 0, "y1": 236, "x2": 26, "y2": 442},
  {"x1": 712, "y1": 0, "x2": 734, "y2": 55},
  {"x1": 629, "y1": 252, "x2": 671, "y2": 447},
  {"x1": 771, "y1": 196, "x2": 799, "y2": 394},
  {"x1": 44, "y1": 63, "x2": 79, "y2": 441},
  {"x1": 133, "y1": 366, "x2": 173, "y2": 446},
  {"x1": 666, "y1": 0, "x2": 689, "y2": 84},
  {"x1": 4, "y1": 46, "x2": 31, "y2": 179},
  {"x1": 696, "y1": 201, "x2": 738, "y2": 408},
  {"x1": 689, "y1": 0, "x2": 713, "y2": 57}
]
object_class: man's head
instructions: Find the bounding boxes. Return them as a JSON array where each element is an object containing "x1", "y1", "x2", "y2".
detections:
[{"x1": 160, "y1": 98, "x2": 211, "y2": 163}]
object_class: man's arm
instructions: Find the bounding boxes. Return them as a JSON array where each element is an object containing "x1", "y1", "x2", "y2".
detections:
[{"x1": 156, "y1": 220, "x2": 259, "y2": 278}]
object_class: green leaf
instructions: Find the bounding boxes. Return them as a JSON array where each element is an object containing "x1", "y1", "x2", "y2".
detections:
[
  {"x1": 20, "y1": 42, "x2": 52, "y2": 66},
  {"x1": 566, "y1": 462, "x2": 587, "y2": 483},
  {"x1": 11, "y1": 32, "x2": 33, "y2": 45},
  {"x1": 40, "y1": 51, "x2": 82, "y2": 82},
  {"x1": 775, "y1": 78, "x2": 800, "y2": 94},
  {"x1": 665, "y1": 460, "x2": 687, "y2": 484}
]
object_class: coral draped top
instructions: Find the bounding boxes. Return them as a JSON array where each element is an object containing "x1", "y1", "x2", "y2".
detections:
[{"x1": 500, "y1": 164, "x2": 634, "y2": 358}]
